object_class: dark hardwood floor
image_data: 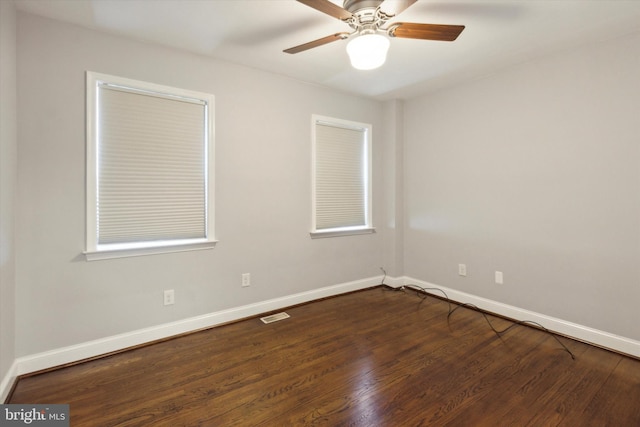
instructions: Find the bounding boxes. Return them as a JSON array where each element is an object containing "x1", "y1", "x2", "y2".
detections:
[{"x1": 8, "y1": 287, "x2": 640, "y2": 426}]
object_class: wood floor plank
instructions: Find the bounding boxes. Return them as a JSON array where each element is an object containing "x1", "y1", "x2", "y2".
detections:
[
  {"x1": 579, "y1": 355, "x2": 640, "y2": 426},
  {"x1": 405, "y1": 320, "x2": 561, "y2": 425},
  {"x1": 7, "y1": 287, "x2": 640, "y2": 426},
  {"x1": 521, "y1": 344, "x2": 619, "y2": 426}
]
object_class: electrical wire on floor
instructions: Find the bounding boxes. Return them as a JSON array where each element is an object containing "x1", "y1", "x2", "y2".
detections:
[
  {"x1": 448, "y1": 302, "x2": 575, "y2": 360},
  {"x1": 379, "y1": 267, "x2": 387, "y2": 286},
  {"x1": 387, "y1": 283, "x2": 575, "y2": 360}
]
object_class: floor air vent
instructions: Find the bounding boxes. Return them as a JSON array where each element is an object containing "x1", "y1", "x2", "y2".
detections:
[{"x1": 260, "y1": 312, "x2": 290, "y2": 324}]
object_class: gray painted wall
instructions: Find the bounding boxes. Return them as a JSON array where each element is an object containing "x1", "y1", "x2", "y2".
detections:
[
  {"x1": 0, "y1": 0, "x2": 17, "y2": 390},
  {"x1": 15, "y1": 13, "x2": 386, "y2": 357},
  {"x1": 404, "y1": 32, "x2": 640, "y2": 340}
]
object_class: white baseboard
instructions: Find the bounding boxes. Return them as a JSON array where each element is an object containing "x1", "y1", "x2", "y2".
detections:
[
  {"x1": 4, "y1": 274, "x2": 638, "y2": 401},
  {"x1": 11, "y1": 276, "x2": 382, "y2": 381},
  {"x1": 381, "y1": 275, "x2": 404, "y2": 288},
  {"x1": 399, "y1": 276, "x2": 640, "y2": 358},
  {"x1": 0, "y1": 360, "x2": 18, "y2": 403}
]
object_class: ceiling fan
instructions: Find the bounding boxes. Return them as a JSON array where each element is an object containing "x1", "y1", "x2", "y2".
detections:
[{"x1": 284, "y1": 0, "x2": 465, "y2": 70}]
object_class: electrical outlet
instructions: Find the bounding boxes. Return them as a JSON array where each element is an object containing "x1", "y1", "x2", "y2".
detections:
[
  {"x1": 242, "y1": 273, "x2": 251, "y2": 287},
  {"x1": 495, "y1": 271, "x2": 504, "y2": 285},
  {"x1": 458, "y1": 264, "x2": 467, "y2": 277},
  {"x1": 164, "y1": 289, "x2": 175, "y2": 306}
]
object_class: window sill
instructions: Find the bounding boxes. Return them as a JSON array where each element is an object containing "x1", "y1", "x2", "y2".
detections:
[
  {"x1": 84, "y1": 240, "x2": 217, "y2": 261},
  {"x1": 310, "y1": 228, "x2": 376, "y2": 239}
]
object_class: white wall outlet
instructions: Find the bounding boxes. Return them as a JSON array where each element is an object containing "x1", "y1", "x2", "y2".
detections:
[
  {"x1": 495, "y1": 271, "x2": 504, "y2": 285},
  {"x1": 458, "y1": 264, "x2": 467, "y2": 277},
  {"x1": 163, "y1": 289, "x2": 175, "y2": 306},
  {"x1": 242, "y1": 273, "x2": 251, "y2": 287}
]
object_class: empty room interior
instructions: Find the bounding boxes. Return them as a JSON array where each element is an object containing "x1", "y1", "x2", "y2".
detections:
[{"x1": 1, "y1": 0, "x2": 640, "y2": 425}]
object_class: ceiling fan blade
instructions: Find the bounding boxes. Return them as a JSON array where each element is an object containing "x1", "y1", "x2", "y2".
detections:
[
  {"x1": 388, "y1": 22, "x2": 465, "y2": 41},
  {"x1": 284, "y1": 32, "x2": 350, "y2": 54},
  {"x1": 380, "y1": 0, "x2": 418, "y2": 17},
  {"x1": 297, "y1": 0, "x2": 353, "y2": 21}
]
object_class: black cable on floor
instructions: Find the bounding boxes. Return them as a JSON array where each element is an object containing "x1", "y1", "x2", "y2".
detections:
[
  {"x1": 391, "y1": 283, "x2": 575, "y2": 360},
  {"x1": 448, "y1": 303, "x2": 575, "y2": 360}
]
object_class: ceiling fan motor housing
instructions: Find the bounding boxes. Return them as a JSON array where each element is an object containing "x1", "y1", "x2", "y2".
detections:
[
  {"x1": 343, "y1": 0, "x2": 385, "y2": 13},
  {"x1": 343, "y1": 0, "x2": 390, "y2": 32}
]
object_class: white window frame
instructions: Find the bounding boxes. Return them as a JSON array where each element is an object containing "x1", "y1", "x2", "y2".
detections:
[
  {"x1": 311, "y1": 114, "x2": 374, "y2": 238},
  {"x1": 85, "y1": 72, "x2": 216, "y2": 260}
]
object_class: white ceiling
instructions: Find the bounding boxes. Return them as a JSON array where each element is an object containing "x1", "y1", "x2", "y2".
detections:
[{"x1": 14, "y1": 0, "x2": 640, "y2": 100}]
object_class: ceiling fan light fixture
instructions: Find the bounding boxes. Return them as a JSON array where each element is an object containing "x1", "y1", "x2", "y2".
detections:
[{"x1": 346, "y1": 33, "x2": 390, "y2": 70}]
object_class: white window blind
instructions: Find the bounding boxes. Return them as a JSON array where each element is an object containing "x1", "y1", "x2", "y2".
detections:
[
  {"x1": 86, "y1": 72, "x2": 215, "y2": 259},
  {"x1": 97, "y1": 86, "x2": 206, "y2": 244},
  {"x1": 312, "y1": 115, "x2": 373, "y2": 237}
]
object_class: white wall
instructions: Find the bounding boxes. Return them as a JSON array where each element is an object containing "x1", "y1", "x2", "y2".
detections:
[
  {"x1": 15, "y1": 13, "x2": 386, "y2": 357},
  {"x1": 0, "y1": 0, "x2": 18, "y2": 398},
  {"x1": 404, "y1": 32, "x2": 640, "y2": 341},
  {"x1": 381, "y1": 100, "x2": 404, "y2": 278}
]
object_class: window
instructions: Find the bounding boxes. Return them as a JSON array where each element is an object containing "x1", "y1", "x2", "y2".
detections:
[
  {"x1": 311, "y1": 115, "x2": 374, "y2": 238},
  {"x1": 85, "y1": 72, "x2": 215, "y2": 260}
]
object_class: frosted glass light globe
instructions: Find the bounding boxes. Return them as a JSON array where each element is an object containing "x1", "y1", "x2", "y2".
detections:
[{"x1": 346, "y1": 34, "x2": 390, "y2": 70}]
